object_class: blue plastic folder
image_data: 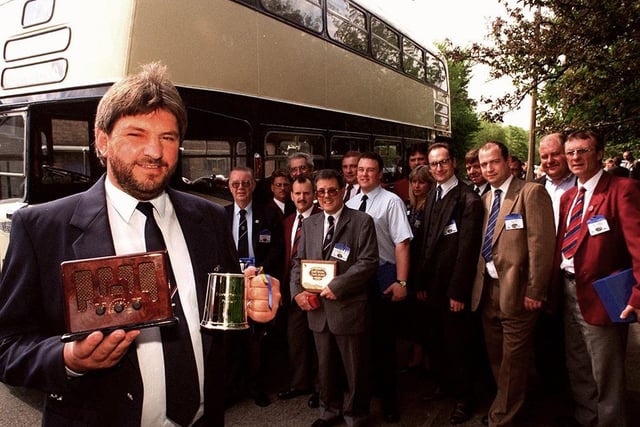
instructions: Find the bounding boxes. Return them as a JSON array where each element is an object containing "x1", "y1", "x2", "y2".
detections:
[{"x1": 592, "y1": 268, "x2": 637, "y2": 323}]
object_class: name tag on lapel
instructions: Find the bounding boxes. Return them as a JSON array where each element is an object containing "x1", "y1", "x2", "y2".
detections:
[
  {"x1": 331, "y1": 243, "x2": 351, "y2": 261},
  {"x1": 587, "y1": 215, "x2": 610, "y2": 236},
  {"x1": 443, "y1": 219, "x2": 458, "y2": 236},
  {"x1": 258, "y1": 229, "x2": 272, "y2": 243},
  {"x1": 505, "y1": 213, "x2": 524, "y2": 230}
]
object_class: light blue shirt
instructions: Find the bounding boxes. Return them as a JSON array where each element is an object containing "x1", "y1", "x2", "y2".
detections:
[{"x1": 347, "y1": 185, "x2": 413, "y2": 264}]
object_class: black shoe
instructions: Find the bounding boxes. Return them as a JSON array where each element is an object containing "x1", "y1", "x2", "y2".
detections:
[
  {"x1": 277, "y1": 388, "x2": 311, "y2": 400},
  {"x1": 311, "y1": 417, "x2": 341, "y2": 427},
  {"x1": 481, "y1": 415, "x2": 489, "y2": 426},
  {"x1": 308, "y1": 391, "x2": 320, "y2": 408},
  {"x1": 252, "y1": 390, "x2": 271, "y2": 407},
  {"x1": 555, "y1": 415, "x2": 583, "y2": 427},
  {"x1": 382, "y1": 403, "x2": 400, "y2": 423},
  {"x1": 422, "y1": 386, "x2": 446, "y2": 401},
  {"x1": 449, "y1": 401, "x2": 472, "y2": 425}
]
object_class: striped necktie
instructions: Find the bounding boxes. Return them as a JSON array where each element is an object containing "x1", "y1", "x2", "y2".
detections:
[
  {"x1": 481, "y1": 189, "x2": 502, "y2": 262},
  {"x1": 291, "y1": 214, "x2": 304, "y2": 266},
  {"x1": 561, "y1": 187, "x2": 586, "y2": 259},
  {"x1": 237, "y1": 209, "x2": 249, "y2": 258},
  {"x1": 322, "y1": 215, "x2": 335, "y2": 257}
]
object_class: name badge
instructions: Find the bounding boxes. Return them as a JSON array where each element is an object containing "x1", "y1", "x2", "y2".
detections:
[
  {"x1": 258, "y1": 229, "x2": 271, "y2": 243},
  {"x1": 587, "y1": 215, "x2": 610, "y2": 236},
  {"x1": 443, "y1": 219, "x2": 458, "y2": 236},
  {"x1": 331, "y1": 243, "x2": 351, "y2": 261},
  {"x1": 505, "y1": 213, "x2": 524, "y2": 230}
]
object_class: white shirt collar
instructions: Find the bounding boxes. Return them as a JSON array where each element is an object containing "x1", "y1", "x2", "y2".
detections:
[{"x1": 104, "y1": 176, "x2": 168, "y2": 223}]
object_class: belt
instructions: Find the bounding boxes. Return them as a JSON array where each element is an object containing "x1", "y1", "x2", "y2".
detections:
[{"x1": 563, "y1": 270, "x2": 575, "y2": 280}]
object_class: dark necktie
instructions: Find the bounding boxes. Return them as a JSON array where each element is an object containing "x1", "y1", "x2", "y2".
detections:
[
  {"x1": 436, "y1": 185, "x2": 443, "y2": 202},
  {"x1": 137, "y1": 202, "x2": 200, "y2": 426},
  {"x1": 291, "y1": 214, "x2": 304, "y2": 267},
  {"x1": 481, "y1": 189, "x2": 502, "y2": 262},
  {"x1": 237, "y1": 209, "x2": 249, "y2": 258},
  {"x1": 562, "y1": 187, "x2": 586, "y2": 259},
  {"x1": 344, "y1": 184, "x2": 354, "y2": 202},
  {"x1": 358, "y1": 195, "x2": 368, "y2": 212},
  {"x1": 474, "y1": 186, "x2": 481, "y2": 194},
  {"x1": 323, "y1": 215, "x2": 335, "y2": 257}
]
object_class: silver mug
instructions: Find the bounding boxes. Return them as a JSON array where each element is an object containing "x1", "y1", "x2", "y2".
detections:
[{"x1": 201, "y1": 272, "x2": 249, "y2": 330}]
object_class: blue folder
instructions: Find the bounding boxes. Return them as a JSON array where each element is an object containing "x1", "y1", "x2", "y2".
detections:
[{"x1": 592, "y1": 268, "x2": 637, "y2": 323}]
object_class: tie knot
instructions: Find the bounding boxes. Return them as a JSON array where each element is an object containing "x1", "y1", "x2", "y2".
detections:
[
  {"x1": 494, "y1": 189, "x2": 502, "y2": 197},
  {"x1": 328, "y1": 215, "x2": 334, "y2": 225},
  {"x1": 136, "y1": 201, "x2": 155, "y2": 219},
  {"x1": 361, "y1": 195, "x2": 368, "y2": 202},
  {"x1": 240, "y1": 209, "x2": 247, "y2": 217},
  {"x1": 579, "y1": 186, "x2": 586, "y2": 194},
  {"x1": 298, "y1": 214, "x2": 304, "y2": 221}
]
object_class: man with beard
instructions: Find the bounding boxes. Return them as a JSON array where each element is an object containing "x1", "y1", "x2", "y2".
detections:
[{"x1": 0, "y1": 63, "x2": 278, "y2": 427}]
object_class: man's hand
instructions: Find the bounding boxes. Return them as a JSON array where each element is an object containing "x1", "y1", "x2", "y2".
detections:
[
  {"x1": 383, "y1": 282, "x2": 407, "y2": 302},
  {"x1": 294, "y1": 290, "x2": 321, "y2": 311},
  {"x1": 449, "y1": 298, "x2": 464, "y2": 312},
  {"x1": 416, "y1": 290, "x2": 428, "y2": 302},
  {"x1": 320, "y1": 286, "x2": 337, "y2": 300},
  {"x1": 245, "y1": 267, "x2": 281, "y2": 323},
  {"x1": 524, "y1": 296, "x2": 542, "y2": 311},
  {"x1": 620, "y1": 304, "x2": 640, "y2": 322},
  {"x1": 63, "y1": 329, "x2": 140, "y2": 373}
]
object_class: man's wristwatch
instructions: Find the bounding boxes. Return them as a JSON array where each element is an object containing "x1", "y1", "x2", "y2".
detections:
[{"x1": 396, "y1": 280, "x2": 407, "y2": 288}]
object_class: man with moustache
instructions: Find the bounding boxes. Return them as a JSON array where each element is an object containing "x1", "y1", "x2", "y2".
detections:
[
  {"x1": 290, "y1": 169, "x2": 378, "y2": 427},
  {"x1": 415, "y1": 142, "x2": 484, "y2": 424},
  {"x1": 277, "y1": 176, "x2": 321, "y2": 406},
  {"x1": 465, "y1": 148, "x2": 491, "y2": 196},
  {"x1": 269, "y1": 168, "x2": 295, "y2": 219},
  {"x1": 342, "y1": 151, "x2": 361, "y2": 202},
  {"x1": 472, "y1": 141, "x2": 555, "y2": 427},
  {"x1": 554, "y1": 129, "x2": 640, "y2": 427},
  {"x1": 0, "y1": 63, "x2": 278, "y2": 427}
]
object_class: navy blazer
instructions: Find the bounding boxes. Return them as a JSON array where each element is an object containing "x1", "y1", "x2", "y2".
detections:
[
  {"x1": 225, "y1": 202, "x2": 284, "y2": 280},
  {"x1": 0, "y1": 176, "x2": 238, "y2": 427}
]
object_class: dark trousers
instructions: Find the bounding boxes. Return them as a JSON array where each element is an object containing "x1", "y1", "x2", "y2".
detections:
[
  {"x1": 370, "y1": 298, "x2": 400, "y2": 408},
  {"x1": 286, "y1": 303, "x2": 317, "y2": 390}
]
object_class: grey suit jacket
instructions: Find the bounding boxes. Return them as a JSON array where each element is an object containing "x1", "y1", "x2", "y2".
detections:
[
  {"x1": 471, "y1": 178, "x2": 556, "y2": 315},
  {"x1": 290, "y1": 206, "x2": 378, "y2": 335}
]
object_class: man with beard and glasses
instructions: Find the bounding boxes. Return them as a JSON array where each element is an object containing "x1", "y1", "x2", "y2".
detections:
[{"x1": 0, "y1": 62, "x2": 279, "y2": 427}]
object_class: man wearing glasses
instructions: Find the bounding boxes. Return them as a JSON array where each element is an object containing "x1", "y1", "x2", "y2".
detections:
[
  {"x1": 225, "y1": 166, "x2": 284, "y2": 407},
  {"x1": 415, "y1": 142, "x2": 484, "y2": 424},
  {"x1": 288, "y1": 152, "x2": 315, "y2": 180},
  {"x1": 553, "y1": 129, "x2": 640, "y2": 427},
  {"x1": 290, "y1": 169, "x2": 378, "y2": 427},
  {"x1": 472, "y1": 141, "x2": 555, "y2": 427}
]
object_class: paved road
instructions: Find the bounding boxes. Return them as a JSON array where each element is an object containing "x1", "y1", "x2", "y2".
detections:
[{"x1": 3, "y1": 324, "x2": 640, "y2": 426}]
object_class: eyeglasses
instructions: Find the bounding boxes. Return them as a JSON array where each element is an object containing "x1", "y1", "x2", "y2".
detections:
[
  {"x1": 289, "y1": 165, "x2": 309, "y2": 173},
  {"x1": 273, "y1": 182, "x2": 290, "y2": 188},
  {"x1": 230, "y1": 180, "x2": 252, "y2": 189},
  {"x1": 316, "y1": 188, "x2": 339, "y2": 197},
  {"x1": 429, "y1": 158, "x2": 451, "y2": 169},
  {"x1": 565, "y1": 148, "x2": 594, "y2": 158}
]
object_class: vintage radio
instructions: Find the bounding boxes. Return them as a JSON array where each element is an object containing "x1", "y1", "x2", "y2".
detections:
[{"x1": 60, "y1": 251, "x2": 177, "y2": 342}]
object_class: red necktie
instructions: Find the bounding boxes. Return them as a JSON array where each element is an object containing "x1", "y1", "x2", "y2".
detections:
[
  {"x1": 561, "y1": 187, "x2": 586, "y2": 259},
  {"x1": 290, "y1": 214, "x2": 303, "y2": 267}
]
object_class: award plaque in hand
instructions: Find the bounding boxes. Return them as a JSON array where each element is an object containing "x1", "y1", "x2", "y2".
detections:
[
  {"x1": 301, "y1": 260, "x2": 337, "y2": 293},
  {"x1": 60, "y1": 251, "x2": 177, "y2": 342}
]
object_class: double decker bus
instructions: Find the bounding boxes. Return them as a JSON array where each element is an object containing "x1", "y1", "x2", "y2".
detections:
[{"x1": 0, "y1": 0, "x2": 451, "y2": 266}]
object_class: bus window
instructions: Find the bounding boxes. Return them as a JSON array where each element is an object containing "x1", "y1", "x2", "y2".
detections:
[
  {"x1": 329, "y1": 135, "x2": 368, "y2": 169},
  {"x1": 371, "y1": 17, "x2": 400, "y2": 68},
  {"x1": 426, "y1": 52, "x2": 448, "y2": 91},
  {"x1": 403, "y1": 38, "x2": 426, "y2": 81},
  {"x1": 261, "y1": 0, "x2": 323, "y2": 33},
  {"x1": 327, "y1": 0, "x2": 368, "y2": 53},
  {"x1": 374, "y1": 138, "x2": 401, "y2": 184},
  {"x1": 264, "y1": 131, "x2": 325, "y2": 176},
  {"x1": 181, "y1": 139, "x2": 231, "y2": 180},
  {"x1": 0, "y1": 115, "x2": 26, "y2": 201}
]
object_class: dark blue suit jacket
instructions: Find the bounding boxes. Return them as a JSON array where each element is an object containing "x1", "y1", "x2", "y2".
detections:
[{"x1": 0, "y1": 176, "x2": 238, "y2": 426}]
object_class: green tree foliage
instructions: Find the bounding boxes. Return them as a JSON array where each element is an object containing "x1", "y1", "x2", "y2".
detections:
[
  {"x1": 439, "y1": 42, "x2": 480, "y2": 161},
  {"x1": 463, "y1": 0, "x2": 640, "y2": 150}
]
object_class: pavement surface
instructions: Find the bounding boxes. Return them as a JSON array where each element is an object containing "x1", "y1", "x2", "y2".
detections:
[{"x1": 2, "y1": 323, "x2": 640, "y2": 427}]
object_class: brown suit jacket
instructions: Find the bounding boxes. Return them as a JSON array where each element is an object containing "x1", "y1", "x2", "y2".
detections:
[{"x1": 471, "y1": 178, "x2": 556, "y2": 316}]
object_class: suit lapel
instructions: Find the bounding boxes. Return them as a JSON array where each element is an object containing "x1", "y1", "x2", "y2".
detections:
[{"x1": 426, "y1": 185, "x2": 458, "y2": 256}]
